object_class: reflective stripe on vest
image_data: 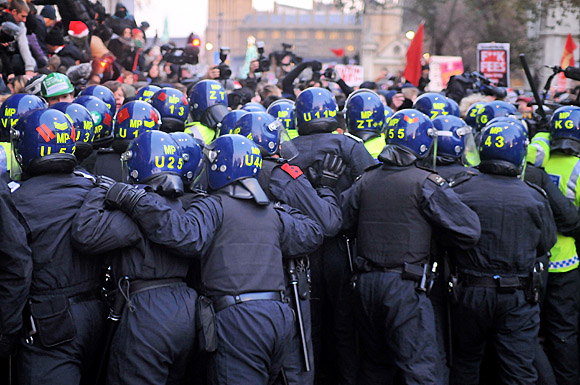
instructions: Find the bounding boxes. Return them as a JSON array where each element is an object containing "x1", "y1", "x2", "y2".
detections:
[
  {"x1": 526, "y1": 132, "x2": 550, "y2": 168},
  {"x1": 549, "y1": 255, "x2": 579, "y2": 271}
]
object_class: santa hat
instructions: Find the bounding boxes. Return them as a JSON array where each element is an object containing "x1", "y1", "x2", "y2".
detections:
[{"x1": 68, "y1": 21, "x2": 89, "y2": 38}]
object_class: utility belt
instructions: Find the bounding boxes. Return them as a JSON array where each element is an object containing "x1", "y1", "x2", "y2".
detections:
[
  {"x1": 25, "y1": 289, "x2": 101, "y2": 348},
  {"x1": 211, "y1": 291, "x2": 285, "y2": 313},
  {"x1": 196, "y1": 290, "x2": 285, "y2": 354},
  {"x1": 448, "y1": 262, "x2": 544, "y2": 305},
  {"x1": 111, "y1": 277, "x2": 184, "y2": 315},
  {"x1": 356, "y1": 261, "x2": 438, "y2": 295}
]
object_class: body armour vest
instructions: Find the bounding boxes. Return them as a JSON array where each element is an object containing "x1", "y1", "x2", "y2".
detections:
[
  {"x1": 201, "y1": 192, "x2": 285, "y2": 297},
  {"x1": 357, "y1": 165, "x2": 433, "y2": 269},
  {"x1": 258, "y1": 158, "x2": 280, "y2": 202}
]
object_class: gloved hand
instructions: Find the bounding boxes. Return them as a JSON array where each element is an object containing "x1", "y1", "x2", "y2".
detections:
[
  {"x1": 105, "y1": 183, "x2": 147, "y2": 214},
  {"x1": 307, "y1": 154, "x2": 346, "y2": 189},
  {"x1": 95, "y1": 175, "x2": 117, "y2": 191},
  {"x1": 323, "y1": 68, "x2": 339, "y2": 82},
  {"x1": 308, "y1": 60, "x2": 322, "y2": 72}
]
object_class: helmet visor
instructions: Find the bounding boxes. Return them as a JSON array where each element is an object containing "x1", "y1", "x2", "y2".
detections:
[
  {"x1": 10, "y1": 128, "x2": 22, "y2": 181},
  {"x1": 278, "y1": 124, "x2": 299, "y2": 161},
  {"x1": 458, "y1": 126, "x2": 480, "y2": 167}
]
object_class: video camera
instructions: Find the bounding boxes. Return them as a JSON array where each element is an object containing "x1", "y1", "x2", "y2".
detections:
[
  {"x1": 217, "y1": 47, "x2": 232, "y2": 80},
  {"x1": 160, "y1": 44, "x2": 199, "y2": 65},
  {"x1": 273, "y1": 43, "x2": 302, "y2": 67},
  {"x1": 0, "y1": 21, "x2": 19, "y2": 44},
  {"x1": 446, "y1": 71, "x2": 507, "y2": 103},
  {"x1": 256, "y1": 41, "x2": 270, "y2": 73}
]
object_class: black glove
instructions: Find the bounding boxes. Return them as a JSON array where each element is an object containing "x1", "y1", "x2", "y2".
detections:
[
  {"x1": 307, "y1": 154, "x2": 346, "y2": 189},
  {"x1": 0, "y1": 333, "x2": 18, "y2": 358},
  {"x1": 95, "y1": 175, "x2": 117, "y2": 190},
  {"x1": 308, "y1": 60, "x2": 322, "y2": 72},
  {"x1": 105, "y1": 183, "x2": 146, "y2": 214}
]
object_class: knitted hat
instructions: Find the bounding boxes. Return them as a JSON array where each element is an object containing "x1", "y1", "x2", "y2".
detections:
[
  {"x1": 40, "y1": 5, "x2": 56, "y2": 20},
  {"x1": 68, "y1": 21, "x2": 89, "y2": 38},
  {"x1": 45, "y1": 28, "x2": 64, "y2": 46}
]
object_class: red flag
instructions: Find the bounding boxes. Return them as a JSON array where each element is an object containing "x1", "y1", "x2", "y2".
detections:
[
  {"x1": 331, "y1": 48, "x2": 345, "y2": 57},
  {"x1": 557, "y1": 34, "x2": 577, "y2": 91},
  {"x1": 403, "y1": 23, "x2": 424, "y2": 87}
]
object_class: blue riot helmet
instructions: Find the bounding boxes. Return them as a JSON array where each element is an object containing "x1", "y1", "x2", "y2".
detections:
[
  {"x1": 479, "y1": 119, "x2": 528, "y2": 175},
  {"x1": 113, "y1": 100, "x2": 161, "y2": 152},
  {"x1": 150, "y1": 87, "x2": 189, "y2": 133},
  {"x1": 135, "y1": 85, "x2": 161, "y2": 102},
  {"x1": 549, "y1": 106, "x2": 580, "y2": 156},
  {"x1": 267, "y1": 98, "x2": 295, "y2": 134},
  {"x1": 475, "y1": 101, "x2": 519, "y2": 131},
  {"x1": 80, "y1": 85, "x2": 117, "y2": 116},
  {"x1": 50, "y1": 102, "x2": 95, "y2": 162},
  {"x1": 74, "y1": 95, "x2": 114, "y2": 148},
  {"x1": 122, "y1": 130, "x2": 185, "y2": 197},
  {"x1": 464, "y1": 102, "x2": 486, "y2": 129},
  {"x1": 235, "y1": 111, "x2": 298, "y2": 160},
  {"x1": 345, "y1": 90, "x2": 385, "y2": 138},
  {"x1": 384, "y1": 106, "x2": 394, "y2": 129},
  {"x1": 487, "y1": 116, "x2": 528, "y2": 136},
  {"x1": 241, "y1": 102, "x2": 267, "y2": 113},
  {"x1": 294, "y1": 87, "x2": 339, "y2": 135},
  {"x1": 205, "y1": 134, "x2": 262, "y2": 192},
  {"x1": 218, "y1": 110, "x2": 247, "y2": 137},
  {"x1": 413, "y1": 93, "x2": 452, "y2": 119},
  {"x1": 170, "y1": 131, "x2": 204, "y2": 189},
  {"x1": 0, "y1": 94, "x2": 47, "y2": 141},
  {"x1": 11, "y1": 108, "x2": 76, "y2": 180},
  {"x1": 432, "y1": 115, "x2": 480, "y2": 166},
  {"x1": 233, "y1": 112, "x2": 282, "y2": 156},
  {"x1": 446, "y1": 97, "x2": 460, "y2": 117},
  {"x1": 382, "y1": 109, "x2": 435, "y2": 160},
  {"x1": 189, "y1": 79, "x2": 229, "y2": 129}
]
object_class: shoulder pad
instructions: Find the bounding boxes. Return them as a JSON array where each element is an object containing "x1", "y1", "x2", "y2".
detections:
[
  {"x1": 280, "y1": 163, "x2": 304, "y2": 180},
  {"x1": 344, "y1": 132, "x2": 364, "y2": 143},
  {"x1": 525, "y1": 181, "x2": 548, "y2": 198},
  {"x1": 73, "y1": 170, "x2": 96, "y2": 183},
  {"x1": 364, "y1": 162, "x2": 382, "y2": 172},
  {"x1": 448, "y1": 171, "x2": 477, "y2": 187},
  {"x1": 426, "y1": 173, "x2": 446, "y2": 187}
]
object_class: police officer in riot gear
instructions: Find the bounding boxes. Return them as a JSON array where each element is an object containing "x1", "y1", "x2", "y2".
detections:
[
  {"x1": 413, "y1": 92, "x2": 454, "y2": 119},
  {"x1": 0, "y1": 94, "x2": 47, "y2": 179},
  {"x1": 92, "y1": 133, "x2": 324, "y2": 384},
  {"x1": 186, "y1": 79, "x2": 229, "y2": 143},
  {"x1": 543, "y1": 106, "x2": 580, "y2": 385},
  {"x1": 135, "y1": 85, "x2": 161, "y2": 103},
  {"x1": 340, "y1": 109, "x2": 481, "y2": 384},
  {"x1": 72, "y1": 130, "x2": 222, "y2": 385},
  {"x1": 344, "y1": 89, "x2": 386, "y2": 159},
  {"x1": 290, "y1": 86, "x2": 375, "y2": 385},
  {"x1": 85, "y1": 99, "x2": 160, "y2": 181},
  {"x1": 235, "y1": 111, "x2": 343, "y2": 384},
  {"x1": 449, "y1": 119, "x2": 556, "y2": 385},
  {"x1": 10, "y1": 108, "x2": 107, "y2": 385}
]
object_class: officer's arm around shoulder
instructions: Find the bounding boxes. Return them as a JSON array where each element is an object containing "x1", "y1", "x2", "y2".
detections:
[
  {"x1": 423, "y1": 175, "x2": 481, "y2": 250},
  {"x1": 275, "y1": 203, "x2": 324, "y2": 257},
  {"x1": 131, "y1": 193, "x2": 223, "y2": 257},
  {"x1": 72, "y1": 186, "x2": 142, "y2": 254}
]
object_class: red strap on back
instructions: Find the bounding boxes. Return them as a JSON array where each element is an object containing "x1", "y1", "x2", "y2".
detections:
[{"x1": 280, "y1": 163, "x2": 303, "y2": 179}]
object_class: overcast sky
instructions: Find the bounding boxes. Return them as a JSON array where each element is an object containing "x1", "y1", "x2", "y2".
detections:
[{"x1": 134, "y1": 0, "x2": 314, "y2": 39}]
